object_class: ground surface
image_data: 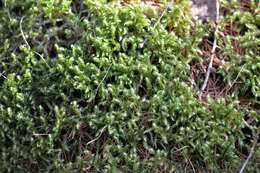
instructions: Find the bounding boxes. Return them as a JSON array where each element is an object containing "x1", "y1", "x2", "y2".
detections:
[
  {"x1": 0, "y1": 0, "x2": 259, "y2": 172},
  {"x1": 191, "y1": 0, "x2": 217, "y2": 20}
]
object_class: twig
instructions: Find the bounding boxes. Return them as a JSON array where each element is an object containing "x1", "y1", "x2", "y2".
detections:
[
  {"x1": 218, "y1": 64, "x2": 245, "y2": 96},
  {"x1": 153, "y1": 7, "x2": 167, "y2": 28},
  {"x1": 86, "y1": 126, "x2": 107, "y2": 146},
  {"x1": 172, "y1": 146, "x2": 188, "y2": 153},
  {"x1": 0, "y1": 71, "x2": 7, "y2": 79},
  {"x1": 188, "y1": 157, "x2": 196, "y2": 173},
  {"x1": 239, "y1": 127, "x2": 260, "y2": 173},
  {"x1": 139, "y1": 5, "x2": 168, "y2": 49},
  {"x1": 33, "y1": 133, "x2": 49, "y2": 136},
  {"x1": 20, "y1": 16, "x2": 50, "y2": 68},
  {"x1": 199, "y1": 0, "x2": 220, "y2": 100},
  {"x1": 20, "y1": 16, "x2": 31, "y2": 49},
  {"x1": 227, "y1": 64, "x2": 245, "y2": 90},
  {"x1": 93, "y1": 63, "x2": 112, "y2": 98}
]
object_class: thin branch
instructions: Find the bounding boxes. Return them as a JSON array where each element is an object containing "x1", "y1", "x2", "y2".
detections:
[
  {"x1": 227, "y1": 64, "x2": 245, "y2": 91},
  {"x1": 33, "y1": 51, "x2": 51, "y2": 69},
  {"x1": 188, "y1": 157, "x2": 196, "y2": 173},
  {"x1": 20, "y1": 16, "x2": 50, "y2": 68},
  {"x1": 199, "y1": 0, "x2": 220, "y2": 99},
  {"x1": 172, "y1": 146, "x2": 188, "y2": 153},
  {"x1": 153, "y1": 7, "x2": 167, "y2": 28},
  {"x1": 239, "y1": 127, "x2": 260, "y2": 173},
  {"x1": 218, "y1": 64, "x2": 245, "y2": 96},
  {"x1": 33, "y1": 133, "x2": 49, "y2": 136},
  {"x1": 94, "y1": 63, "x2": 112, "y2": 98},
  {"x1": 86, "y1": 126, "x2": 107, "y2": 146},
  {"x1": 139, "y1": 5, "x2": 168, "y2": 49},
  {"x1": 0, "y1": 71, "x2": 7, "y2": 79},
  {"x1": 20, "y1": 16, "x2": 31, "y2": 49}
]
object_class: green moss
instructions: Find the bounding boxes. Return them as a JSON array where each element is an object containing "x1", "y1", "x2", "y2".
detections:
[{"x1": 0, "y1": 0, "x2": 259, "y2": 172}]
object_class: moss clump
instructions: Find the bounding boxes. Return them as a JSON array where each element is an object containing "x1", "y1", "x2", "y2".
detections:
[{"x1": 0, "y1": 0, "x2": 259, "y2": 172}]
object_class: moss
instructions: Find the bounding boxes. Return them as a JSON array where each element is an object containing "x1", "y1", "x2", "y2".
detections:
[{"x1": 0, "y1": 0, "x2": 259, "y2": 172}]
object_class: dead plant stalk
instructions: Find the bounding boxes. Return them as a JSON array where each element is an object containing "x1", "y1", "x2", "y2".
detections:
[{"x1": 199, "y1": 0, "x2": 220, "y2": 100}]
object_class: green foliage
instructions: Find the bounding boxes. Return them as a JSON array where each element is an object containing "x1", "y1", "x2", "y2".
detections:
[
  {"x1": 0, "y1": 0, "x2": 259, "y2": 172},
  {"x1": 220, "y1": 1, "x2": 260, "y2": 99}
]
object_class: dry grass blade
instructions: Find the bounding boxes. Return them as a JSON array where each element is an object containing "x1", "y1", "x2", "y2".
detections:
[
  {"x1": 0, "y1": 71, "x2": 7, "y2": 79},
  {"x1": 86, "y1": 126, "x2": 107, "y2": 146},
  {"x1": 139, "y1": 4, "x2": 168, "y2": 48},
  {"x1": 239, "y1": 127, "x2": 260, "y2": 173},
  {"x1": 20, "y1": 16, "x2": 50, "y2": 68},
  {"x1": 94, "y1": 63, "x2": 112, "y2": 98},
  {"x1": 199, "y1": 0, "x2": 220, "y2": 100}
]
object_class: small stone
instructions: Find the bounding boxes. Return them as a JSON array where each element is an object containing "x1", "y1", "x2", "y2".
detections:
[{"x1": 190, "y1": 0, "x2": 217, "y2": 21}]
